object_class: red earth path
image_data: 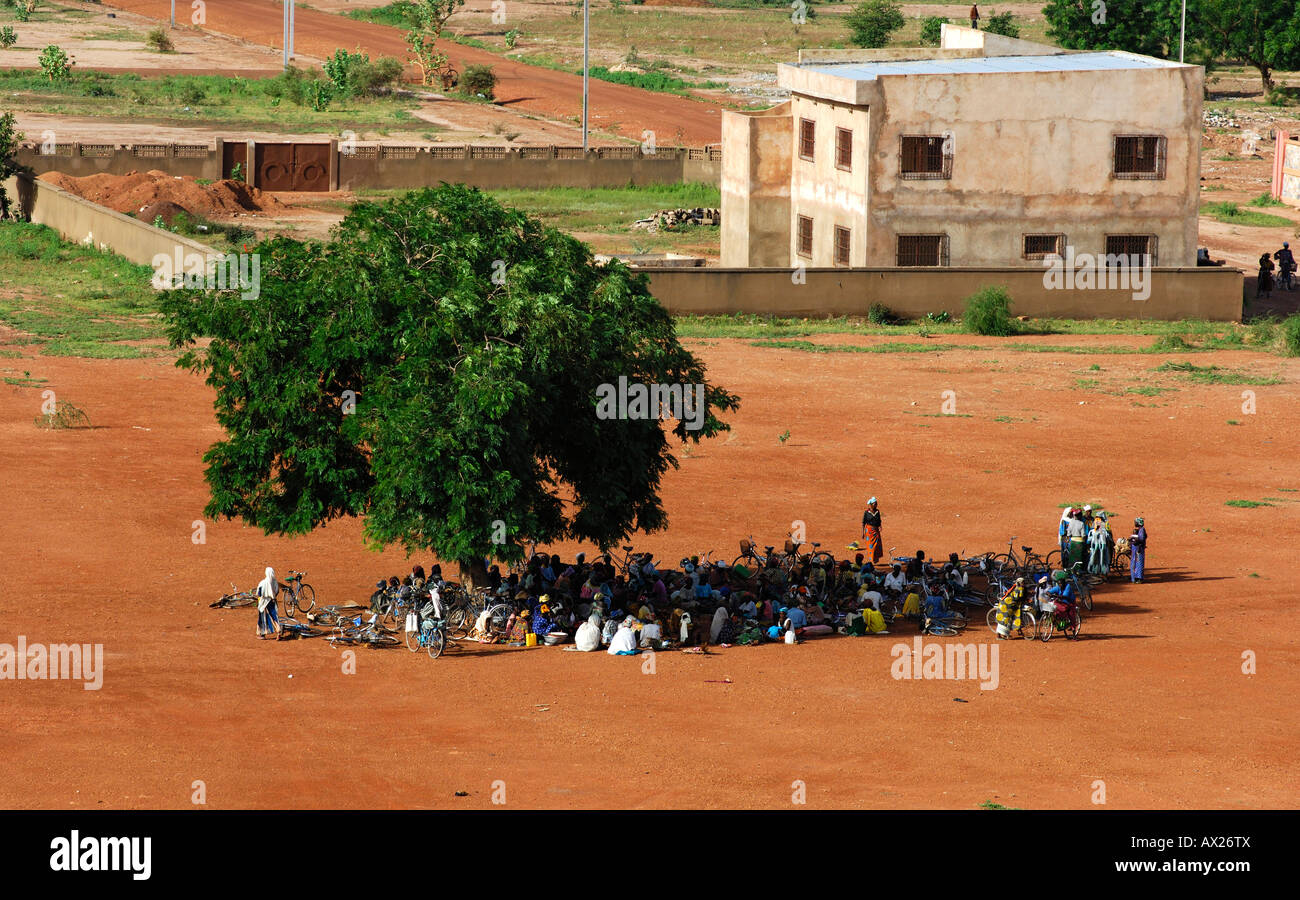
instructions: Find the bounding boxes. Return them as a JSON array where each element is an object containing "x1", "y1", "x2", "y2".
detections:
[{"x1": 98, "y1": 0, "x2": 725, "y2": 145}]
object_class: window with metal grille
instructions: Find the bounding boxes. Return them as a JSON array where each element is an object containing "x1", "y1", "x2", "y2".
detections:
[
  {"x1": 1104, "y1": 234, "x2": 1157, "y2": 266},
  {"x1": 797, "y1": 215, "x2": 814, "y2": 258},
  {"x1": 896, "y1": 234, "x2": 948, "y2": 266},
  {"x1": 1112, "y1": 135, "x2": 1166, "y2": 179},
  {"x1": 834, "y1": 226, "x2": 851, "y2": 266},
  {"x1": 835, "y1": 128, "x2": 852, "y2": 171},
  {"x1": 799, "y1": 119, "x2": 816, "y2": 161},
  {"x1": 900, "y1": 134, "x2": 951, "y2": 179},
  {"x1": 1023, "y1": 233, "x2": 1065, "y2": 259}
]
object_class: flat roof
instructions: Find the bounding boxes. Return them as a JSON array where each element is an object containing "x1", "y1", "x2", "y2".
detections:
[{"x1": 800, "y1": 52, "x2": 1182, "y2": 82}]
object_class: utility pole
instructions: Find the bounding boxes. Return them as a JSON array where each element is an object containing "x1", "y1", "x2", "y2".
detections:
[
  {"x1": 289, "y1": 0, "x2": 295, "y2": 61},
  {"x1": 283, "y1": 0, "x2": 288, "y2": 69},
  {"x1": 1179, "y1": 0, "x2": 1186, "y2": 63},
  {"x1": 582, "y1": 0, "x2": 589, "y2": 152},
  {"x1": 170, "y1": 0, "x2": 175, "y2": 27}
]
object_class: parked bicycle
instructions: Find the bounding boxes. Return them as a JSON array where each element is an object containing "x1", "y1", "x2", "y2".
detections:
[
  {"x1": 278, "y1": 570, "x2": 315, "y2": 618},
  {"x1": 405, "y1": 601, "x2": 448, "y2": 658},
  {"x1": 1037, "y1": 596, "x2": 1082, "y2": 641}
]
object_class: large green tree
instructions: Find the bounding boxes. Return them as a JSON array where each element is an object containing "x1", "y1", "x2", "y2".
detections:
[
  {"x1": 1197, "y1": 0, "x2": 1300, "y2": 93},
  {"x1": 163, "y1": 185, "x2": 739, "y2": 585},
  {"x1": 845, "y1": 0, "x2": 905, "y2": 49},
  {"x1": 1042, "y1": 0, "x2": 1181, "y2": 58},
  {"x1": 0, "y1": 110, "x2": 23, "y2": 220}
]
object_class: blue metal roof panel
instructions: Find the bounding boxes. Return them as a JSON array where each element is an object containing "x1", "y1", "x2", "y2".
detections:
[{"x1": 802, "y1": 52, "x2": 1179, "y2": 81}]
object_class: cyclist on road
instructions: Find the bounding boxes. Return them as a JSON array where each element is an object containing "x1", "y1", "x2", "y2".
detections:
[{"x1": 1274, "y1": 242, "x2": 1295, "y2": 290}]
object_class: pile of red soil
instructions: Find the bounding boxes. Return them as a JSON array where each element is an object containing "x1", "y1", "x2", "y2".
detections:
[{"x1": 39, "y1": 170, "x2": 284, "y2": 220}]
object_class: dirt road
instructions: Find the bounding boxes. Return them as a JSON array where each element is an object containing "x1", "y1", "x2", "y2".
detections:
[
  {"x1": 2, "y1": 336, "x2": 1296, "y2": 809},
  {"x1": 98, "y1": 0, "x2": 725, "y2": 144}
]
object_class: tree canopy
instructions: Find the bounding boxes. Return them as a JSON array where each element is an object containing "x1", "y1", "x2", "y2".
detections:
[{"x1": 163, "y1": 184, "x2": 739, "y2": 582}]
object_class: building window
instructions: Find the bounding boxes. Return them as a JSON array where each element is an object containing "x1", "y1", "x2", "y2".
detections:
[
  {"x1": 835, "y1": 128, "x2": 852, "y2": 171},
  {"x1": 834, "y1": 226, "x2": 851, "y2": 266},
  {"x1": 797, "y1": 215, "x2": 814, "y2": 258},
  {"x1": 1112, "y1": 135, "x2": 1167, "y2": 179},
  {"x1": 900, "y1": 134, "x2": 952, "y2": 179},
  {"x1": 1023, "y1": 233, "x2": 1065, "y2": 260},
  {"x1": 896, "y1": 234, "x2": 949, "y2": 267},
  {"x1": 799, "y1": 118, "x2": 815, "y2": 162},
  {"x1": 1104, "y1": 234, "x2": 1157, "y2": 266}
]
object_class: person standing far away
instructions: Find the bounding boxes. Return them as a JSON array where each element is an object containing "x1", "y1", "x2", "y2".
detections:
[
  {"x1": 861, "y1": 496, "x2": 884, "y2": 564},
  {"x1": 969, "y1": 4, "x2": 980, "y2": 29},
  {"x1": 1129, "y1": 517, "x2": 1148, "y2": 583},
  {"x1": 1065, "y1": 508, "x2": 1087, "y2": 568},
  {"x1": 256, "y1": 566, "x2": 281, "y2": 640},
  {"x1": 1274, "y1": 241, "x2": 1295, "y2": 290},
  {"x1": 1257, "y1": 253, "x2": 1274, "y2": 300}
]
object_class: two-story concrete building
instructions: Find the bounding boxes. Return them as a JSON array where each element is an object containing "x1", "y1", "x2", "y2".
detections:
[{"x1": 722, "y1": 26, "x2": 1203, "y2": 270}]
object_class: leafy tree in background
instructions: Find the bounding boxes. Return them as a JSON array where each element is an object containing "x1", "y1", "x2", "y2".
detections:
[
  {"x1": 1042, "y1": 0, "x2": 1179, "y2": 58},
  {"x1": 919, "y1": 16, "x2": 948, "y2": 46},
  {"x1": 0, "y1": 110, "x2": 24, "y2": 220},
  {"x1": 162, "y1": 185, "x2": 739, "y2": 586},
  {"x1": 845, "y1": 0, "x2": 904, "y2": 49},
  {"x1": 984, "y1": 10, "x2": 1020, "y2": 38},
  {"x1": 1196, "y1": 0, "x2": 1300, "y2": 93}
]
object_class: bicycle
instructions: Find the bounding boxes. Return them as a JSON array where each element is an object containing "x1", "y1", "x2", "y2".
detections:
[
  {"x1": 733, "y1": 535, "x2": 777, "y2": 574},
  {"x1": 990, "y1": 536, "x2": 1057, "y2": 578},
  {"x1": 1037, "y1": 598, "x2": 1081, "y2": 641},
  {"x1": 211, "y1": 582, "x2": 257, "y2": 609},
  {"x1": 405, "y1": 605, "x2": 448, "y2": 658},
  {"x1": 985, "y1": 590, "x2": 1038, "y2": 640},
  {"x1": 278, "y1": 570, "x2": 315, "y2": 618},
  {"x1": 329, "y1": 613, "x2": 400, "y2": 648}
]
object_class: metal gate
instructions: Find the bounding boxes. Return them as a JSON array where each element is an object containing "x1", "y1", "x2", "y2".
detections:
[{"x1": 253, "y1": 142, "x2": 331, "y2": 191}]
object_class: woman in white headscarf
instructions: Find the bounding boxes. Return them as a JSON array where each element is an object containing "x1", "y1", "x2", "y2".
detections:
[
  {"x1": 256, "y1": 566, "x2": 281, "y2": 639},
  {"x1": 576, "y1": 609, "x2": 602, "y2": 652}
]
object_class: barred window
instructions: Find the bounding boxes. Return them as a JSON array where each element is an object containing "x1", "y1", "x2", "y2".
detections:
[
  {"x1": 896, "y1": 234, "x2": 949, "y2": 267},
  {"x1": 835, "y1": 127, "x2": 852, "y2": 171},
  {"x1": 1104, "y1": 234, "x2": 1157, "y2": 266},
  {"x1": 797, "y1": 215, "x2": 814, "y2": 258},
  {"x1": 799, "y1": 118, "x2": 816, "y2": 161},
  {"x1": 1113, "y1": 135, "x2": 1166, "y2": 179},
  {"x1": 834, "y1": 226, "x2": 851, "y2": 266},
  {"x1": 1023, "y1": 233, "x2": 1065, "y2": 259},
  {"x1": 900, "y1": 134, "x2": 952, "y2": 179}
]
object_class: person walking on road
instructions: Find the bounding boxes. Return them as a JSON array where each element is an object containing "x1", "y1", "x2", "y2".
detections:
[{"x1": 861, "y1": 496, "x2": 883, "y2": 564}]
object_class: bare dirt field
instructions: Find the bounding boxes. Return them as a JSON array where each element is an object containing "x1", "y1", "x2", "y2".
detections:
[{"x1": 1, "y1": 335, "x2": 1296, "y2": 809}]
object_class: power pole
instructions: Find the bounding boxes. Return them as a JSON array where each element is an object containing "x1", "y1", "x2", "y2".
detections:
[
  {"x1": 582, "y1": 0, "x2": 590, "y2": 152},
  {"x1": 170, "y1": 0, "x2": 175, "y2": 27},
  {"x1": 1179, "y1": 0, "x2": 1186, "y2": 63},
  {"x1": 283, "y1": 0, "x2": 288, "y2": 69}
]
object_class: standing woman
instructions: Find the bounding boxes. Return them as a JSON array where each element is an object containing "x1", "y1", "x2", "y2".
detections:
[
  {"x1": 1129, "y1": 518, "x2": 1148, "y2": 583},
  {"x1": 1066, "y1": 508, "x2": 1088, "y2": 569},
  {"x1": 861, "y1": 497, "x2": 884, "y2": 565},
  {"x1": 256, "y1": 566, "x2": 281, "y2": 640}
]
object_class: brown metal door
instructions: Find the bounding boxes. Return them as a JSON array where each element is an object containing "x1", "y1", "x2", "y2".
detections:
[
  {"x1": 253, "y1": 142, "x2": 330, "y2": 191},
  {"x1": 292, "y1": 143, "x2": 330, "y2": 191},
  {"x1": 255, "y1": 143, "x2": 296, "y2": 191},
  {"x1": 221, "y1": 141, "x2": 246, "y2": 180}
]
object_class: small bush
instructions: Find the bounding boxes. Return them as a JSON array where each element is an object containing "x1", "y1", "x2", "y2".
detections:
[
  {"x1": 1282, "y1": 313, "x2": 1300, "y2": 357},
  {"x1": 1247, "y1": 192, "x2": 1285, "y2": 207},
  {"x1": 845, "y1": 0, "x2": 904, "y2": 49},
  {"x1": 38, "y1": 44, "x2": 73, "y2": 82},
  {"x1": 962, "y1": 286, "x2": 1017, "y2": 336},
  {"x1": 0, "y1": 26, "x2": 16, "y2": 50},
  {"x1": 461, "y1": 63, "x2": 496, "y2": 100},
  {"x1": 984, "y1": 11, "x2": 1020, "y2": 38},
  {"x1": 867, "y1": 302, "x2": 896, "y2": 325},
  {"x1": 919, "y1": 16, "x2": 947, "y2": 46},
  {"x1": 146, "y1": 26, "x2": 174, "y2": 53}
]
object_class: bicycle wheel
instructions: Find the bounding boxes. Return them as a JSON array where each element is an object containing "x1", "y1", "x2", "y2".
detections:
[
  {"x1": 1038, "y1": 612, "x2": 1055, "y2": 642},
  {"x1": 279, "y1": 589, "x2": 297, "y2": 620},
  {"x1": 446, "y1": 607, "x2": 472, "y2": 639},
  {"x1": 1016, "y1": 609, "x2": 1037, "y2": 640},
  {"x1": 1043, "y1": 549, "x2": 1062, "y2": 570},
  {"x1": 405, "y1": 626, "x2": 421, "y2": 652},
  {"x1": 1079, "y1": 585, "x2": 1093, "y2": 611},
  {"x1": 426, "y1": 628, "x2": 446, "y2": 659},
  {"x1": 924, "y1": 620, "x2": 959, "y2": 637},
  {"x1": 296, "y1": 584, "x2": 316, "y2": 613},
  {"x1": 1066, "y1": 607, "x2": 1081, "y2": 640},
  {"x1": 1112, "y1": 548, "x2": 1130, "y2": 574},
  {"x1": 986, "y1": 607, "x2": 999, "y2": 633},
  {"x1": 486, "y1": 603, "x2": 513, "y2": 637}
]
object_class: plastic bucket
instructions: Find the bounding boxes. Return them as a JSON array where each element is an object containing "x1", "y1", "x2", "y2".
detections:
[{"x1": 525, "y1": 632, "x2": 538, "y2": 647}]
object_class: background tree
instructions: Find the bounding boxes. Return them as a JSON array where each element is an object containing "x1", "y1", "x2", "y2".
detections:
[
  {"x1": 983, "y1": 10, "x2": 1020, "y2": 38},
  {"x1": 403, "y1": 0, "x2": 465, "y2": 87},
  {"x1": 162, "y1": 185, "x2": 739, "y2": 586},
  {"x1": 919, "y1": 15, "x2": 948, "y2": 46},
  {"x1": 1197, "y1": 0, "x2": 1300, "y2": 94},
  {"x1": 0, "y1": 110, "x2": 24, "y2": 220},
  {"x1": 845, "y1": 0, "x2": 904, "y2": 49},
  {"x1": 1042, "y1": 0, "x2": 1177, "y2": 57}
]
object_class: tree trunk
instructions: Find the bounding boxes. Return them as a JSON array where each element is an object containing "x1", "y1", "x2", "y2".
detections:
[
  {"x1": 1259, "y1": 63, "x2": 1273, "y2": 96},
  {"x1": 458, "y1": 557, "x2": 490, "y2": 591}
]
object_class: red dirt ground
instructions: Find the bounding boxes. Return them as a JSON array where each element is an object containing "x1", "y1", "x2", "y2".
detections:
[
  {"x1": 39, "y1": 170, "x2": 284, "y2": 219},
  {"x1": 1, "y1": 335, "x2": 1296, "y2": 809},
  {"x1": 98, "y1": 0, "x2": 725, "y2": 145}
]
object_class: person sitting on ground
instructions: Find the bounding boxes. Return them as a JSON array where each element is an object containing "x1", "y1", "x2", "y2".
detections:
[
  {"x1": 639, "y1": 615, "x2": 664, "y2": 649},
  {"x1": 607, "y1": 618, "x2": 640, "y2": 655},
  {"x1": 575, "y1": 609, "x2": 602, "y2": 652},
  {"x1": 411, "y1": 565, "x2": 427, "y2": 591},
  {"x1": 882, "y1": 563, "x2": 907, "y2": 597},
  {"x1": 709, "y1": 605, "x2": 730, "y2": 643},
  {"x1": 716, "y1": 612, "x2": 741, "y2": 645},
  {"x1": 906, "y1": 550, "x2": 929, "y2": 581},
  {"x1": 784, "y1": 603, "x2": 808, "y2": 636}
]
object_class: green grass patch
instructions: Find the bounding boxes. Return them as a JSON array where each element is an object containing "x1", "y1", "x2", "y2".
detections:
[
  {"x1": 1225, "y1": 499, "x2": 1271, "y2": 508},
  {"x1": 1154, "y1": 361, "x2": 1283, "y2": 385},
  {"x1": 0, "y1": 222, "x2": 163, "y2": 357},
  {"x1": 1247, "y1": 192, "x2": 1286, "y2": 207},
  {"x1": 750, "y1": 339, "x2": 980, "y2": 354},
  {"x1": 1200, "y1": 201, "x2": 1293, "y2": 227}
]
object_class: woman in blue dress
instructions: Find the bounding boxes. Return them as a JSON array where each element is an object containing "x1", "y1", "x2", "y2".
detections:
[{"x1": 1129, "y1": 518, "x2": 1147, "y2": 583}]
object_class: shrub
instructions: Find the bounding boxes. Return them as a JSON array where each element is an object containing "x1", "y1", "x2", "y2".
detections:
[
  {"x1": 504, "y1": 28, "x2": 519, "y2": 49},
  {"x1": 0, "y1": 27, "x2": 16, "y2": 50},
  {"x1": 178, "y1": 82, "x2": 205, "y2": 105},
  {"x1": 984, "y1": 11, "x2": 1019, "y2": 38},
  {"x1": 919, "y1": 15, "x2": 947, "y2": 46},
  {"x1": 38, "y1": 44, "x2": 72, "y2": 82},
  {"x1": 358, "y1": 55, "x2": 404, "y2": 93},
  {"x1": 866, "y1": 302, "x2": 896, "y2": 325},
  {"x1": 146, "y1": 26, "x2": 174, "y2": 53},
  {"x1": 325, "y1": 47, "x2": 369, "y2": 97},
  {"x1": 962, "y1": 286, "x2": 1017, "y2": 336},
  {"x1": 845, "y1": 0, "x2": 904, "y2": 49},
  {"x1": 308, "y1": 80, "x2": 333, "y2": 111},
  {"x1": 461, "y1": 63, "x2": 496, "y2": 99},
  {"x1": 1282, "y1": 313, "x2": 1300, "y2": 357}
]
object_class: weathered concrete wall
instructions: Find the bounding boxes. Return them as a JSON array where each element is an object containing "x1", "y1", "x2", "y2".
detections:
[
  {"x1": 2, "y1": 172, "x2": 217, "y2": 267},
  {"x1": 864, "y1": 63, "x2": 1202, "y2": 267},
  {"x1": 721, "y1": 104, "x2": 793, "y2": 267},
  {"x1": 940, "y1": 23, "x2": 1062, "y2": 56},
  {"x1": 644, "y1": 267, "x2": 1242, "y2": 321},
  {"x1": 797, "y1": 47, "x2": 983, "y2": 64},
  {"x1": 16, "y1": 142, "x2": 722, "y2": 191},
  {"x1": 1274, "y1": 131, "x2": 1300, "y2": 206}
]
